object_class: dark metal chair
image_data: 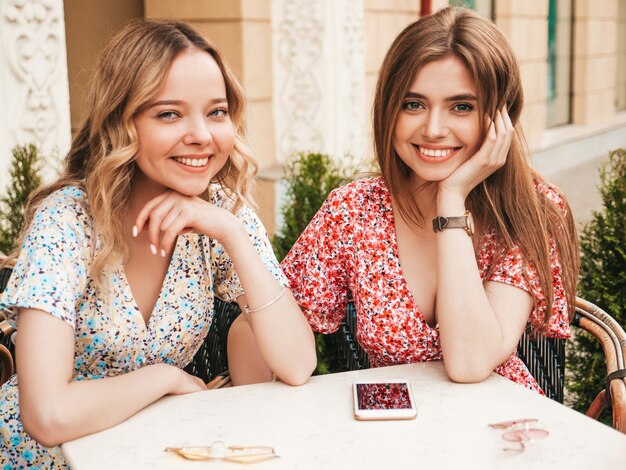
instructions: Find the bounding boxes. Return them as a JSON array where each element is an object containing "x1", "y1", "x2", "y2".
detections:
[
  {"x1": 333, "y1": 303, "x2": 370, "y2": 372},
  {"x1": 0, "y1": 262, "x2": 241, "y2": 386},
  {"x1": 183, "y1": 299, "x2": 240, "y2": 383},
  {"x1": 331, "y1": 299, "x2": 626, "y2": 433},
  {"x1": 0, "y1": 263, "x2": 16, "y2": 385},
  {"x1": 517, "y1": 330, "x2": 565, "y2": 402}
]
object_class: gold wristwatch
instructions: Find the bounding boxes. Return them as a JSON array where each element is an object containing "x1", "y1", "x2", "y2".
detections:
[{"x1": 432, "y1": 210, "x2": 474, "y2": 237}]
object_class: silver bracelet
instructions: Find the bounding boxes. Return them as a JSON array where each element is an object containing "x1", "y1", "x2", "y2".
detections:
[{"x1": 244, "y1": 287, "x2": 286, "y2": 315}]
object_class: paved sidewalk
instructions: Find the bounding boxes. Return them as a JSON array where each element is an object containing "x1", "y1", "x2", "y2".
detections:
[
  {"x1": 532, "y1": 123, "x2": 626, "y2": 227},
  {"x1": 544, "y1": 154, "x2": 606, "y2": 227}
]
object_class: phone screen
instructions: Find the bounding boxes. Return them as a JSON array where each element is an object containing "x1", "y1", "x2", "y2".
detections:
[{"x1": 355, "y1": 382, "x2": 413, "y2": 410}]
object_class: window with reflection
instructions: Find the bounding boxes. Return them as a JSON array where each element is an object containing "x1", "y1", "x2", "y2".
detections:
[{"x1": 547, "y1": 0, "x2": 573, "y2": 127}]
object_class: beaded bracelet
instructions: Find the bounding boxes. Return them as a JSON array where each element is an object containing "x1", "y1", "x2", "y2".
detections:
[{"x1": 244, "y1": 287, "x2": 286, "y2": 315}]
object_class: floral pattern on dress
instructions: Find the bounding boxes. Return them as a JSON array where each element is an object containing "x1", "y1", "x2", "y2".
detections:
[
  {"x1": 281, "y1": 177, "x2": 570, "y2": 392},
  {"x1": 0, "y1": 184, "x2": 285, "y2": 468}
]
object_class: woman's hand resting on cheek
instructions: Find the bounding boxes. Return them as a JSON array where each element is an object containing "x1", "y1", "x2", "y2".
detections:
[{"x1": 438, "y1": 105, "x2": 514, "y2": 203}]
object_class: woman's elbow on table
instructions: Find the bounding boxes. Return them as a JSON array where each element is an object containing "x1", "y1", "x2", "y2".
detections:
[
  {"x1": 444, "y1": 360, "x2": 492, "y2": 384},
  {"x1": 21, "y1": 403, "x2": 68, "y2": 448},
  {"x1": 267, "y1": 321, "x2": 317, "y2": 386},
  {"x1": 279, "y1": 356, "x2": 317, "y2": 387}
]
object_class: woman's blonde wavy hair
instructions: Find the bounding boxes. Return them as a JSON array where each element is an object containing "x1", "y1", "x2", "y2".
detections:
[
  {"x1": 373, "y1": 7, "x2": 579, "y2": 331},
  {"x1": 15, "y1": 19, "x2": 257, "y2": 283}
]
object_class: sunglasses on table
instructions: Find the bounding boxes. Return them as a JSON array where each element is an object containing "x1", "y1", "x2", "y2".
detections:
[
  {"x1": 489, "y1": 418, "x2": 549, "y2": 453},
  {"x1": 165, "y1": 440, "x2": 279, "y2": 463}
]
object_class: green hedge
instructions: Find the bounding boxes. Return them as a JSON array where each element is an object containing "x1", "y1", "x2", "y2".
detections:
[
  {"x1": 566, "y1": 148, "x2": 626, "y2": 424},
  {"x1": 272, "y1": 152, "x2": 355, "y2": 374},
  {"x1": 0, "y1": 144, "x2": 43, "y2": 255}
]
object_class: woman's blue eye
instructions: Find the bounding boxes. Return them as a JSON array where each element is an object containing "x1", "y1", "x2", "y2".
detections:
[
  {"x1": 403, "y1": 101, "x2": 423, "y2": 111},
  {"x1": 209, "y1": 108, "x2": 229, "y2": 118},
  {"x1": 157, "y1": 111, "x2": 178, "y2": 120},
  {"x1": 453, "y1": 103, "x2": 473, "y2": 113}
]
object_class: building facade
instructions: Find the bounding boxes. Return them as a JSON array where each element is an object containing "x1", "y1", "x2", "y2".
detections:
[{"x1": 1, "y1": 0, "x2": 625, "y2": 230}]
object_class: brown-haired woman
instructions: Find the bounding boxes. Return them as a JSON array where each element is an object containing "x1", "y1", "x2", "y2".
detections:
[
  {"x1": 271, "y1": 7, "x2": 579, "y2": 391},
  {"x1": 0, "y1": 19, "x2": 315, "y2": 467}
]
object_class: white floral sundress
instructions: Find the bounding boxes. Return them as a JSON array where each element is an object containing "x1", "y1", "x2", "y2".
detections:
[{"x1": 0, "y1": 185, "x2": 286, "y2": 469}]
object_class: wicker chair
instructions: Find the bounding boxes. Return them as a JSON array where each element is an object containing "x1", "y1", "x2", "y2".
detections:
[
  {"x1": 0, "y1": 262, "x2": 241, "y2": 387},
  {"x1": 332, "y1": 298, "x2": 626, "y2": 434},
  {"x1": 573, "y1": 298, "x2": 626, "y2": 433},
  {"x1": 0, "y1": 262, "x2": 16, "y2": 385},
  {"x1": 517, "y1": 329, "x2": 564, "y2": 402},
  {"x1": 0, "y1": 329, "x2": 14, "y2": 385},
  {"x1": 183, "y1": 299, "x2": 241, "y2": 383}
]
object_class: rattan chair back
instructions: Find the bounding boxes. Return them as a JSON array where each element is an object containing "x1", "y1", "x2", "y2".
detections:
[{"x1": 573, "y1": 298, "x2": 626, "y2": 433}]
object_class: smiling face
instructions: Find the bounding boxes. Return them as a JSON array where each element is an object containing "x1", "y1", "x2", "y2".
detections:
[
  {"x1": 133, "y1": 48, "x2": 235, "y2": 198},
  {"x1": 392, "y1": 55, "x2": 481, "y2": 187}
]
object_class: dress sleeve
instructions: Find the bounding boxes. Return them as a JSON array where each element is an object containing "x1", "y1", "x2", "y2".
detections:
[
  {"x1": 485, "y1": 181, "x2": 572, "y2": 338},
  {"x1": 0, "y1": 189, "x2": 92, "y2": 330},
  {"x1": 211, "y1": 204, "x2": 287, "y2": 302},
  {"x1": 486, "y1": 238, "x2": 569, "y2": 338},
  {"x1": 281, "y1": 188, "x2": 352, "y2": 334}
]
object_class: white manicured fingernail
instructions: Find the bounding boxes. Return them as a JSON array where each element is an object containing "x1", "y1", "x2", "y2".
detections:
[
  {"x1": 132, "y1": 225, "x2": 138, "y2": 237},
  {"x1": 150, "y1": 244, "x2": 157, "y2": 255},
  {"x1": 160, "y1": 249, "x2": 166, "y2": 258}
]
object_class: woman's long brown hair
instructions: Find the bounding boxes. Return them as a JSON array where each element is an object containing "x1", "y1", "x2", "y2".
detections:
[{"x1": 373, "y1": 7, "x2": 579, "y2": 330}]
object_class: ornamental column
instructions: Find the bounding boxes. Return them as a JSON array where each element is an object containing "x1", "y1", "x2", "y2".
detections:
[
  {"x1": 0, "y1": 0, "x2": 71, "y2": 188},
  {"x1": 272, "y1": 0, "x2": 367, "y2": 165}
]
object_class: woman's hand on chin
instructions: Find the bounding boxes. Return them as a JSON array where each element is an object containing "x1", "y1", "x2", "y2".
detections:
[
  {"x1": 438, "y1": 105, "x2": 514, "y2": 203},
  {"x1": 133, "y1": 190, "x2": 244, "y2": 255}
]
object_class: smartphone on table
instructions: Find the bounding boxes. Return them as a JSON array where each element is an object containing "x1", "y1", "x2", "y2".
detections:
[{"x1": 352, "y1": 379, "x2": 417, "y2": 421}]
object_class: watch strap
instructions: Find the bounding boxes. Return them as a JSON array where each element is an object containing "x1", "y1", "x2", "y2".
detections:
[
  {"x1": 432, "y1": 210, "x2": 474, "y2": 236},
  {"x1": 432, "y1": 216, "x2": 467, "y2": 232}
]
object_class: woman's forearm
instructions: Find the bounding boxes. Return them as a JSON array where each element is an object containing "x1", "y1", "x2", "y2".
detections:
[
  {"x1": 435, "y1": 227, "x2": 504, "y2": 380},
  {"x1": 22, "y1": 363, "x2": 182, "y2": 447},
  {"x1": 434, "y1": 193, "x2": 527, "y2": 381},
  {"x1": 222, "y1": 227, "x2": 316, "y2": 385}
]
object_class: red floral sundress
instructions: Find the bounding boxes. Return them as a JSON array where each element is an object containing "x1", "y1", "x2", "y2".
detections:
[{"x1": 281, "y1": 177, "x2": 570, "y2": 393}]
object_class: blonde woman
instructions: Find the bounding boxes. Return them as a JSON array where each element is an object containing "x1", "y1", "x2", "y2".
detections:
[
  {"x1": 274, "y1": 8, "x2": 580, "y2": 390},
  {"x1": 0, "y1": 20, "x2": 315, "y2": 467}
]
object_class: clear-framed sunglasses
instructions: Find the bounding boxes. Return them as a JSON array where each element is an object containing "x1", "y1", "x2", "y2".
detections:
[
  {"x1": 489, "y1": 418, "x2": 549, "y2": 453},
  {"x1": 165, "y1": 440, "x2": 279, "y2": 463}
]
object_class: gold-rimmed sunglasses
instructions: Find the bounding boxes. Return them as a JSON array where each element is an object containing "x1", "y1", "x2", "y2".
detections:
[
  {"x1": 489, "y1": 418, "x2": 549, "y2": 453},
  {"x1": 165, "y1": 440, "x2": 279, "y2": 463}
]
